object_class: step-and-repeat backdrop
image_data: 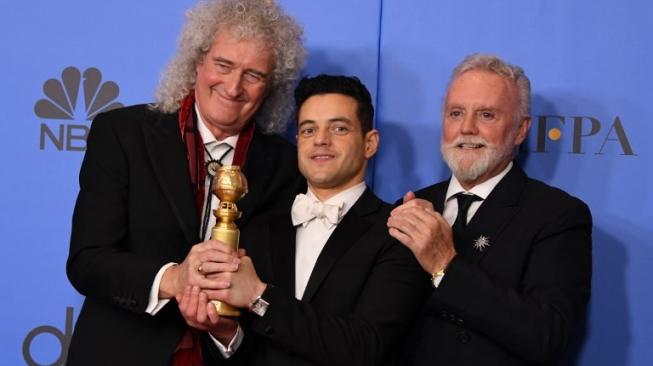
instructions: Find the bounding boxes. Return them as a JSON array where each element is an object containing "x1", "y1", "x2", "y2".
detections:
[{"x1": 1, "y1": 1, "x2": 650, "y2": 365}]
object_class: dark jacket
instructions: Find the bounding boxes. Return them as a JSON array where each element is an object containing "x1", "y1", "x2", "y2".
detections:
[{"x1": 66, "y1": 104, "x2": 302, "y2": 365}]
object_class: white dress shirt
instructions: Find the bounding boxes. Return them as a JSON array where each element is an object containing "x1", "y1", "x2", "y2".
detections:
[
  {"x1": 443, "y1": 162, "x2": 513, "y2": 226},
  {"x1": 196, "y1": 109, "x2": 238, "y2": 241},
  {"x1": 294, "y1": 182, "x2": 367, "y2": 300},
  {"x1": 145, "y1": 105, "x2": 242, "y2": 356}
]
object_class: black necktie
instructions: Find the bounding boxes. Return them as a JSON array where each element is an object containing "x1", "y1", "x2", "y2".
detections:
[{"x1": 452, "y1": 193, "x2": 481, "y2": 247}]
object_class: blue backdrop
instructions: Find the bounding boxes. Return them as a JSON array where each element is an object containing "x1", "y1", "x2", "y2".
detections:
[{"x1": 1, "y1": 1, "x2": 650, "y2": 365}]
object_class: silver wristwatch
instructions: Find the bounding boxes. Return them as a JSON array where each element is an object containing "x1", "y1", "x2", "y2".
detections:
[{"x1": 250, "y1": 295, "x2": 270, "y2": 317}]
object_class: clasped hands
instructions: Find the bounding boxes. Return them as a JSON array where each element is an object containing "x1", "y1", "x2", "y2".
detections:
[
  {"x1": 387, "y1": 191, "x2": 457, "y2": 275},
  {"x1": 160, "y1": 240, "x2": 266, "y2": 343}
]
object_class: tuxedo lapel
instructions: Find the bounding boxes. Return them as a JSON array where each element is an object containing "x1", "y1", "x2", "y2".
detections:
[
  {"x1": 415, "y1": 180, "x2": 448, "y2": 214},
  {"x1": 301, "y1": 189, "x2": 382, "y2": 302},
  {"x1": 461, "y1": 165, "x2": 526, "y2": 263},
  {"x1": 141, "y1": 110, "x2": 199, "y2": 247},
  {"x1": 432, "y1": 182, "x2": 448, "y2": 214},
  {"x1": 237, "y1": 128, "x2": 274, "y2": 226},
  {"x1": 268, "y1": 214, "x2": 297, "y2": 294}
]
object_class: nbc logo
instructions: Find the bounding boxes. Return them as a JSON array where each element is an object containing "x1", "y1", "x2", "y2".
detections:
[{"x1": 36, "y1": 66, "x2": 123, "y2": 151}]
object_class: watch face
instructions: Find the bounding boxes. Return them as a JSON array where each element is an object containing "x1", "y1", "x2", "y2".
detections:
[{"x1": 252, "y1": 297, "x2": 269, "y2": 317}]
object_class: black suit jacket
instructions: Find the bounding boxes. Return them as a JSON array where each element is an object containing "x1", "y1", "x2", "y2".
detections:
[
  {"x1": 203, "y1": 188, "x2": 430, "y2": 366},
  {"x1": 403, "y1": 164, "x2": 592, "y2": 366},
  {"x1": 66, "y1": 104, "x2": 302, "y2": 365}
]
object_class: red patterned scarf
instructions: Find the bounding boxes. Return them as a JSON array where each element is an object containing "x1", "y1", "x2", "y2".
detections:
[
  {"x1": 171, "y1": 91, "x2": 255, "y2": 365},
  {"x1": 177, "y1": 91, "x2": 255, "y2": 217}
]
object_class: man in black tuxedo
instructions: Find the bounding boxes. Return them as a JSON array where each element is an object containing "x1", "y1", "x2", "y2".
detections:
[
  {"x1": 66, "y1": 1, "x2": 306, "y2": 364},
  {"x1": 388, "y1": 54, "x2": 592, "y2": 365},
  {"x1": 177, "y1": 75, "x2": 429, "y2": 365}
]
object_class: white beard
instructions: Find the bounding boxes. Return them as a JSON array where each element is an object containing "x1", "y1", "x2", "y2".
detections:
[{"x1": 440, "y1": 135, "x2": 515, "y2": 183}]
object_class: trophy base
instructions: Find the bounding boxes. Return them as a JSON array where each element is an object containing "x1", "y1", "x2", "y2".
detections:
[{"x1": 212, "y1": 300, "x2": 241, "y2": 317}]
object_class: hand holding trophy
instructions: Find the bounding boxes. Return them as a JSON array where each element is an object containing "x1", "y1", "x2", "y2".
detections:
[{"x1": 210, "y1": 165, "x2": 248, "y2": 316}]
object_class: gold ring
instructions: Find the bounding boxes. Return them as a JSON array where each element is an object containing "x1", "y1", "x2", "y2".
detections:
[{"x1": 197, "y1": 262, "x2": 204, "y2": 274}]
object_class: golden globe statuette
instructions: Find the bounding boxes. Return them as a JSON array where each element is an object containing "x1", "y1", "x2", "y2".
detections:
[{"x1": 210, "y1": 165, "x2": 248, "y2": 317}]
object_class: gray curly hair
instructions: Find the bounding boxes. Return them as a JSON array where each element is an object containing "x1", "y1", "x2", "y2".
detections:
[
  {"x1": 153, "y1": 0, "x2": 306, "y2": 134},
  {"x1": 448, "y1": 53, "x2": 531, "y2": 123}
]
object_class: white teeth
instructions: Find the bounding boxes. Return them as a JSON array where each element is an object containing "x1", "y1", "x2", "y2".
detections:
[{"x1": 459, "y1": 143, "x2": 483, "y2": 149}]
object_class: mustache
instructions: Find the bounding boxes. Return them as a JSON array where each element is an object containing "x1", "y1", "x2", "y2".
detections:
[{"x1": 443, "y1": 136, "x2": 490, "y2": 148}]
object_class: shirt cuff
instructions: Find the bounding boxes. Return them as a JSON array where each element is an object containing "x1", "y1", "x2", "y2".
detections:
[
  {"x1": 145, "y1": 262, "x2": 177, "y2": 315},
  {"x1": 208, "y1": 325, "x2": 244, "y2": 359}
]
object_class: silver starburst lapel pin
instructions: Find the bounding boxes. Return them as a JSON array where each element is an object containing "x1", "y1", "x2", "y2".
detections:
[{"x1": 473, "y1": 235, "x2": 490, "y2": 251}]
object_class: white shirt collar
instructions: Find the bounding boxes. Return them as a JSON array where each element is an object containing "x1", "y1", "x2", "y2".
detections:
[
  {"x1": 195, "y1": 104, "x2": 239, "y2": 148},
  {"x1": 445, "y1": 161, "x2": 513, "y2": 202},
  {"x1": 305, "y1": 181, "x2": 367, "y2": 218},
  {"x1": 294, "y1": 181, "x2": 367, "y2": 300}
]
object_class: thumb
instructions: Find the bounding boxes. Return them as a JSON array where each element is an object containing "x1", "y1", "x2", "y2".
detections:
[{"x1": 403, "y1": 191, "x2": 416, "y2": 203}]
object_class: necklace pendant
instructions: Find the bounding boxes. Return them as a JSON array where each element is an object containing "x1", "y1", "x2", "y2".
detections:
[{"x1": 206, "y1": 160, "x2": 221, "y2": 177}]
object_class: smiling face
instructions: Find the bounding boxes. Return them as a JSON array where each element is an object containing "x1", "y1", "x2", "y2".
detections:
[
  {"x1": 440, "y1": 69, "x2": 530, "y2": 189},
  {"x1": 194, "y1": 30, "x2": 273, "y2": 139},
  {"x1": 297, "y1": 93, "x2": 379, "y2": 201}
]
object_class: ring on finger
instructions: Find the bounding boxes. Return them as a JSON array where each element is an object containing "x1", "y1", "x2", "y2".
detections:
[{"x1": 197, "y1": 262, "x2": 204, "y2": 274}]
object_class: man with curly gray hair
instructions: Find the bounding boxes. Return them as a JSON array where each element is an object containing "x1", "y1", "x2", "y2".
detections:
[{"x1": 66, "y1": 1, "x2": 306, "y2": 365}]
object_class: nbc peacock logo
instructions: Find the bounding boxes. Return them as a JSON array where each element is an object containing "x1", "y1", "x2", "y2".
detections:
[{"x1": 36, "y1": 66, "x2": 124, "y2": 151}]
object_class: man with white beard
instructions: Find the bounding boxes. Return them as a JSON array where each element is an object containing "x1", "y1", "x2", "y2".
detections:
[{"x1": 387, "y1": 54, "x2": 592, "y2": 366}]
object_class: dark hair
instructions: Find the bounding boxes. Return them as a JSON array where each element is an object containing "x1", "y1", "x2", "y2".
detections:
[{"x1": 294, "y1": 74, "x2": 374, "y2": 134}]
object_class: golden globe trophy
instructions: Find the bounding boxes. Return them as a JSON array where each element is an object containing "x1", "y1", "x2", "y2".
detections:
[{"x1": 210, "y1": 165, "x2": 248, "y2": 317}]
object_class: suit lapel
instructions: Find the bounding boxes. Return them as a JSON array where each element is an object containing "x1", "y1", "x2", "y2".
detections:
[
  {"x1": 301, "y1": 189, "x2": 382, "y2": 302},
  {"x1": 268, "y1": 214, "x2": 297, "y2": 294},
  {"x1": 430, "y1": 181, "x2": 448, "y2": 214},
  {"x1": 141, "y1": 110, "x2": 199, "y2": 247},
  {"x1": 237, "y1": 128, "x2": 274, "y2": 226},
  {"x1": 461, "y1": 165, "x2": 526, "y2": 263}
]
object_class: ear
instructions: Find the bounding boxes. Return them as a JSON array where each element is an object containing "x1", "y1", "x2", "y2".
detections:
[
  {"x1": 514, "y1": 116, "x2": 531, "y2": 145},
  {"x1": 363, "y1": 129, "x2": 380, "y2": 159}
]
